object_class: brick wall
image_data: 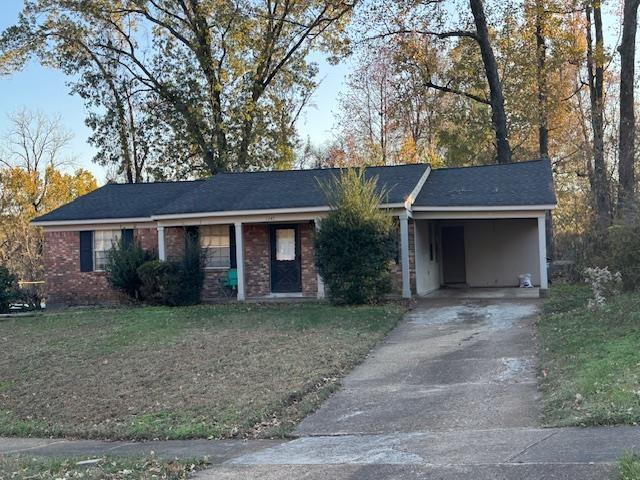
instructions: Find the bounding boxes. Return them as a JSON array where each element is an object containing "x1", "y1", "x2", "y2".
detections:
[
  {"x1": 43, "y1": 230, "x2": 125, "y2": 307},
  {"x1": 43, "y1": 222, "x2": 322, "y2": 306},
  {"x1": 165, "y1": 226, "x2": 185, "y2": 262},
  {"x1": 299, "y1": 222, "x2": 318, "y2": 296},
  {"x1": 135, "y1": 227, "x2": 158, "y2": 253},
  {"x1": 244, "y1": 224, "x2": 271, "y2": 297}
]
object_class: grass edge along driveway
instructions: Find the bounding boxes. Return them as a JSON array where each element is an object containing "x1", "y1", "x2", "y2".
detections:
[
  {"x1": 539, "y1": 284, "x2": 640, "y2": 427},
  {"x1": 0, "y1": 302, "x2": 404, "y2": 441}
]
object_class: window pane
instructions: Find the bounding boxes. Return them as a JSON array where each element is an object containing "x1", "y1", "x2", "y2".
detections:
[
  {"x1": 201, "y1": 225, "x2": 230, "y2": 248},
  {"x1": 276, "y1": 229, "x2": 295, "y2": 261},
  {"x1": 204, "y1": 247, "x2": 231, "y2": 268},
  {"x1": 93, "y1": 230, "x2": 121, "y2": 271}
]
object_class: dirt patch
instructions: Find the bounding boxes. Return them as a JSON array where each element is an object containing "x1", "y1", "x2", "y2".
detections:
[{"x1": 0, "y1": 303, "x2": 403, "y2": 440}]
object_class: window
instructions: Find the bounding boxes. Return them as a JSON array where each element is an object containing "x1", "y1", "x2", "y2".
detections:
[
  {"x1": 201, "y1": 225, "x2": 231, "y2": 268},
  {"x1": 275, "y1": 228, "x2": 296, "y2": 261},
  {"x1": 94, "y1": 230, "x2": 121, "y2": 271}
]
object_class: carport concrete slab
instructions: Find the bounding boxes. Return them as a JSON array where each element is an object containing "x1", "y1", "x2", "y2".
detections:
[
  {"x1": 425, "y1": 287, "x2": 541, "y2": 299},
  {"x1": 296, "y1": 299, "x2": 542, "y2": 436},
  {"x1": 196, "y1": 463, "x2": 616, "y2": 480}
]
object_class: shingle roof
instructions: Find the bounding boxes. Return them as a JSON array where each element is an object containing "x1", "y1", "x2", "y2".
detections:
[
  {"x1": 33, "y1": 180, "x2": 205, "y2": 222},
  {"x1": 155, "y1": 164, "x2": 428, "y2": 216},
  {"x1": 414, "y1": 159, "x2": 556, "y2": 207},
  {"x1": 32, "y1": 160, "x2": 556, "y2": 223}
]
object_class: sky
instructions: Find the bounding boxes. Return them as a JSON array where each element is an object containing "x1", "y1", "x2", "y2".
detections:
[{"x1": 0, "y1": 0, "x2": 349, "y2": 184}]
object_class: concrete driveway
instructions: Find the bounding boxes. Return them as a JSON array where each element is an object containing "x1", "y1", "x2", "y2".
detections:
[
  {"x1": 193, "y1": 298, "x2": 637, "y2": 478},
  {"x1": 296, "y1": 298, "x2": 542, "y2": 435}
]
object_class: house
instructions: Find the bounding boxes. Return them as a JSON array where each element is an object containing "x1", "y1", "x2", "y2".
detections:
[{"x1": 32, "y1": 159, "x2": 556, "y2": 306}]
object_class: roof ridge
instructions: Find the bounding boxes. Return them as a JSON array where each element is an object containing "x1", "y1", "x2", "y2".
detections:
[
  {"x1": 216, "y1": 163, "x2": 429, "y2": 176},
  {"x1": 432, "y1": 158, "x2": 548, "y2": 172},
  {"x1": 105, "y1": 179, "x2": 208, "y2": 186}
]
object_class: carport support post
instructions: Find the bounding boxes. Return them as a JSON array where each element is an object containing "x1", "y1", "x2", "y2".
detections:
[
  {"x1": 157, "y1": 226, "x2": 166, "y2": 261},
  {"x1": 400, "y1": 213, "x2": 411, "y2": 299},
  {"x1": 538, "y1": 215, "x2": 548, "y2": 292},
  {"x1": 235, "y1": 222, "x2": 246, "y2": 301}
]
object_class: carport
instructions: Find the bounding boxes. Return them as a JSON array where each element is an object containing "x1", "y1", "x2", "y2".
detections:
[{"x1": 408, "y1": 161, "x2": 556, "y2": 297}]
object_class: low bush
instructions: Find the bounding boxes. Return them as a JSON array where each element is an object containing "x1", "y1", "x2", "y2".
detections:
[
  {"x1": 137, "y1": 260, "x2": 177, "y2": 305},
  {"x1": 0, "y1": 266, "x2": 18, "y2": 313},
  {"x1": 105, "y1": 238, "x2": 155, "y2": 299},
  {"x1": 137, "y1": 230, "x2": 204, "y2": 306},
  {"x1": 315, "y1": 169, "x2": 396, "y2": 304}
]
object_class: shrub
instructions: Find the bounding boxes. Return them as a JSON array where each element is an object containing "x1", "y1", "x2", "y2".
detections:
[
  {"x1": 0, "y1": 266, "x2": 18, "y2": 313},
  {"x1": 315, "y1": 168, "x2": 396, "y2": 304},
  {"x1": 105, "y1": 238, "x2": 155, "y2": 299},
  {"x1": 137, "y1": 260, "x2": 177, "y2": 305},
  {"x1": 136, "y1": 230, "x2": 204, "y2": 306},
  {"x1": 584, "y1": 266, "x2": 622, "y2": 309}
]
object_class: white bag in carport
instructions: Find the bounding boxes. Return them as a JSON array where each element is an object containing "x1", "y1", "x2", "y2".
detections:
[{"x1": 519, "y1": 273, "x2": 533, "y2": 288}]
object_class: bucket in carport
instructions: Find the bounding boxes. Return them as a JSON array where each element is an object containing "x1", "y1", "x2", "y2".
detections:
[{"x1": 519, "y1": 273, "x2": 533, "y2": 288}]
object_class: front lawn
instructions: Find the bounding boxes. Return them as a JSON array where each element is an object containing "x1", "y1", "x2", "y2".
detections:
[
  {"x1": 0, "y1": 456, "x2": 206, "y2": 479},
  {"x1": 0, "y1": 303, "x2": 403, "y2": 440},
  {"x1": 619, "y1": 453, "x2": 640, "y2": 480},
  {"x1": 539, "y1": 284, "x2": 640, "y2": 426}
]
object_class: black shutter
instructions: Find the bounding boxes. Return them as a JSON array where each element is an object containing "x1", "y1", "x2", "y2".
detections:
[
  {"x1": 79, "y1": 231, "x2": 93, "y2": 272},
  {"x1": 122, "y1": 229, "x2": 134, "y2": 248},
  {"x1": 229, "y1": 225, "x2": 237, "y2": 268}
]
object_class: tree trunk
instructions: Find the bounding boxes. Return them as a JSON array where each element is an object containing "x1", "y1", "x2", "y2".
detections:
[
  {"x1": 618, "y1": 0, "x2": 640, "y2": 220},
  {"x1": 534, "y1": 0, "x2": 549, "y2": 158},
  {"x1": 586, "y1": 1, "x2": 611, "y2": 232},
  {"x1": 469, "y1": 0, "x2": 513, "y2": 164}
]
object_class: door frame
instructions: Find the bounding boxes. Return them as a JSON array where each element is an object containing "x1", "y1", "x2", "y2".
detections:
[
  {"x1": 440, "y1": 224, "x2": 467, "y2": 286},
  {"x1": 269, "y1": 224, "x2": 302, "y2": 293}
]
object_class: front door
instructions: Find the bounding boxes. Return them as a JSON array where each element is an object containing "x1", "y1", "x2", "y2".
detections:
[
  {"x1": 441, "y1": 226, "x2": 466, "y2": 285},
  {"x1": 270, "y1": 225, "x2": 302, "y2": 293}
]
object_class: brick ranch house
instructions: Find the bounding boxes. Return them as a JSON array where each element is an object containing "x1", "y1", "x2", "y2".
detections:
[{"x1": 32, "y1": 160, "x2": 556, "y2": 306}]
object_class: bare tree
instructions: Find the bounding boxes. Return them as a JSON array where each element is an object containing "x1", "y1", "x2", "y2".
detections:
[
  {"x1": 618, "y1": 0, "x2": 640, "y2": 219},
  {"x1": 1, "y1": 109, "x2": 73, "y2": 213},
  {"x1": 585, "y1": 0, "x2": 611, "y2": 231}
]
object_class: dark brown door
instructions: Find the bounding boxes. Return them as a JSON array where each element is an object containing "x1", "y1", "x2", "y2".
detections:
[
  {"x1": 270, "y1": 225, "x2": 302, "y2": 293},
  {"x1": 442, "y1": 226, "x2": 466, "y2": 285}
]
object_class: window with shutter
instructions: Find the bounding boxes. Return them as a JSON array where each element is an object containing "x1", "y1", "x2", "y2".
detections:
[{"x1": 93, "y1": 230, "x2": 121, "y2": 271}]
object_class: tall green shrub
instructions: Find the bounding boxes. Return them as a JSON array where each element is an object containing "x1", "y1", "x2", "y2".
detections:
[
  {"x1": 0, "y1": 265, "x2": 18, "y2": 313},
  {"x1": 173, "y1": 228, "x2": 205, "y2": 305},
  {"x1": 106, "y1": 238, "x2": 155, "y2": 299},
  {"x1": 315, "y1": 169, "x2": 396, "y2": 304}
]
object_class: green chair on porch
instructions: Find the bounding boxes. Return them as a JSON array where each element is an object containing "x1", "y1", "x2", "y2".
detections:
[{"x1": 218, "y1": 268, "x2": 238, "y2": 298}]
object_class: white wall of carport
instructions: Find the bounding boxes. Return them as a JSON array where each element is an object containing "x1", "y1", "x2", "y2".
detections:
[
  {"x1": 459, "y1": 218, "x2": 540, "y2": 287},
  {"x1": 413, "y1": 218, "x2": 541, "y2": 290},
  {"x1": 415, "y1": 221, "x2": 441, "y2": 295}
]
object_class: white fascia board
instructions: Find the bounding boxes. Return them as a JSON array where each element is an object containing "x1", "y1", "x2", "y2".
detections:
[
  {"x1": 403, "y1": 165, "x2": 432, "y2": 209},
  {"x1": 31, "y1": 217, "x2": 153, "y2": 227},
  {"x1": 151, "y1": 206, "x2": 331, "y2": 221},
  {"x1": 412, "y1": 204, "x2": 557, "y2": 212},
  {"x1": 152, "y1": 203, "x2": 406, "y2": 221}
]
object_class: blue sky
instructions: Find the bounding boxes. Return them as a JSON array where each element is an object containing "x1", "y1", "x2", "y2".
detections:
[{"x1": 0, "y1": 0, "x2": 348, "y2": 184}]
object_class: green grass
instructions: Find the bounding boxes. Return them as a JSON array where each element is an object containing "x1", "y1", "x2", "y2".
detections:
[
  {"x1": 0, "y1": 455, "x2": 207, "y2": 479},
  {"x1": 0, "y1": 302, "x2": 404, "y2": 440},
  {"x1": 619, "y1": 453, "x2": 640, "y2": 480},
  {"x1": 539, "y1": 284, "x2": 640, "y2": 426}
]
